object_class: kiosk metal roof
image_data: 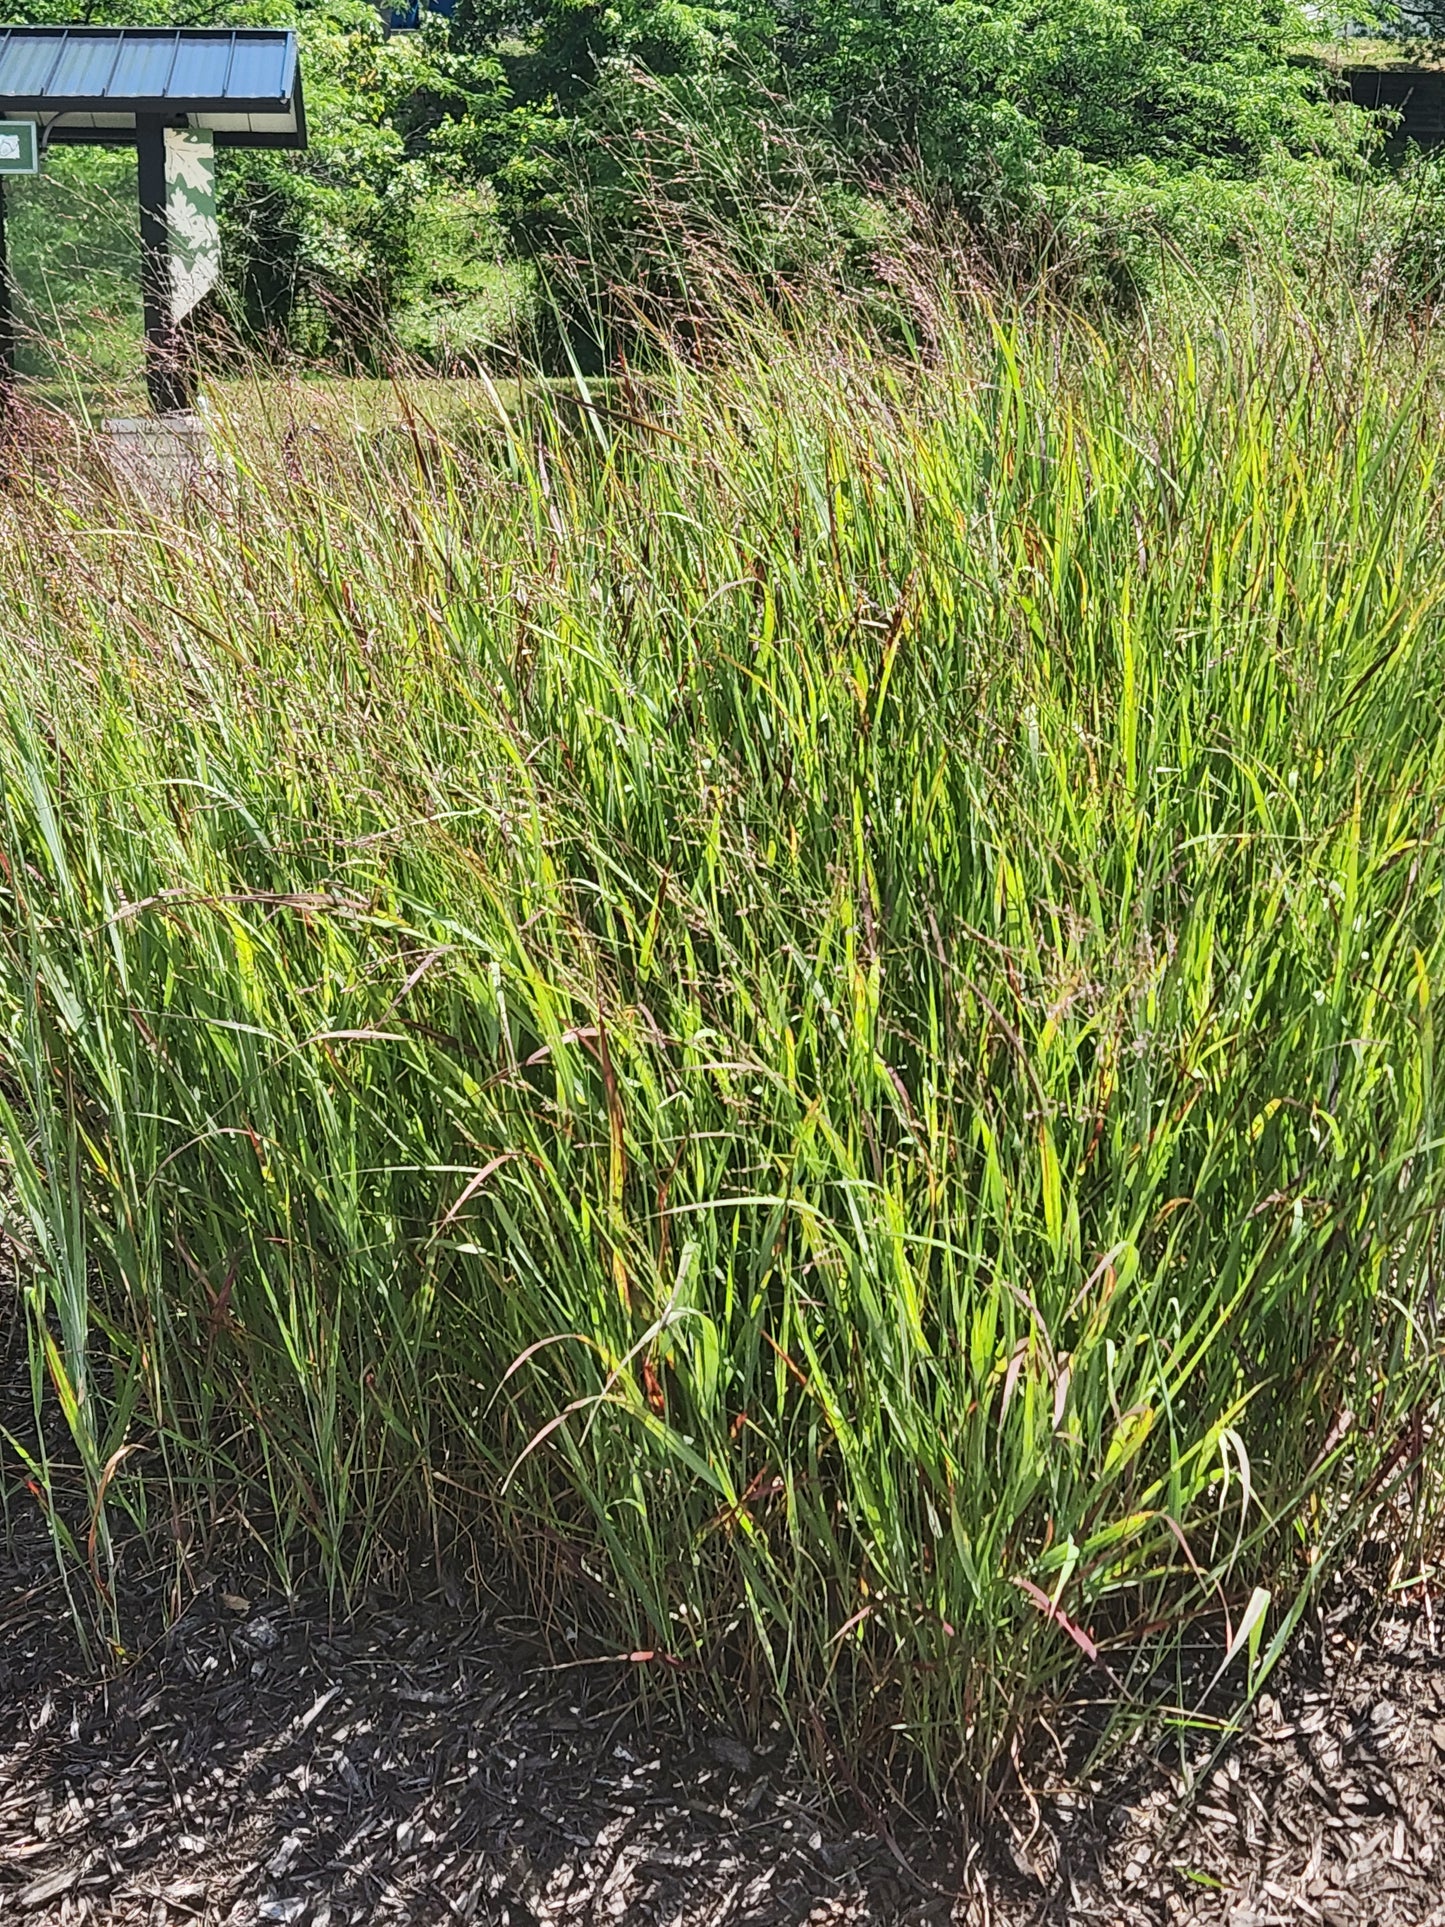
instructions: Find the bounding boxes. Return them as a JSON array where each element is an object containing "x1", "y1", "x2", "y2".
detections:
[{"x1": 0, "y1": 27, "x2": 305, "y2": 146}]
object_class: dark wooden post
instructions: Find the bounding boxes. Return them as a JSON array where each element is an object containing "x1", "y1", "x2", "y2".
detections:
[
  {"x1": 137, "y1": 114, "x2": 194, "y2": 414},
  {"x1": 0, "y1": 179, "x2": 15, "y2": 412}
]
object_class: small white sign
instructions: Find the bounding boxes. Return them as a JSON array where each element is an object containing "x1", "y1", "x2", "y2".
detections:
[{"x1": 0, "y1": 122, "x2": 38, "y2": 176}]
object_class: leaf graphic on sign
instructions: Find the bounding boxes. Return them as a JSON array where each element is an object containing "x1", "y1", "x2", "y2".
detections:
[
  {"x1": 166, "y1": 140, "x2": 214, "y2": 196},
  {"x1": 170, "y1": 195, "x2": 216, "y2": 249},
  {"x1": 165, "y1": 129, "x2": 220, "y2": 319}
]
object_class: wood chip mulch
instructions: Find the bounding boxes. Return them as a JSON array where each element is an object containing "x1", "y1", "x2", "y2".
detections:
[
  {"x1": 1, "y1": 1527, "x2": 947, "y2": 1926},
  {"x1": 7, "y1": 1536, "x2": 1445, "y2": 1926},
  {"x1": 5, "y1": 1305, "x2": 1445, "y2": 1927}
]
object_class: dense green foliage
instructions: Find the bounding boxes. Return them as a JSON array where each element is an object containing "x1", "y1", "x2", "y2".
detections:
[
  {"x1": 452, "y1": 0, "x2": 1378, "y2": 337},
  {"x1": 452, "y1": 0, "x2": 1351, "y2": 196},
  {"x1": 6, "y1": 146, "x2": 140, "y2": 385},
  {"x1": 0, "y1": 0, "x2": 1402, "y2": 362},
  {"x1": 4, "y1": 285, "x2": 1444, "y2": 1795}
]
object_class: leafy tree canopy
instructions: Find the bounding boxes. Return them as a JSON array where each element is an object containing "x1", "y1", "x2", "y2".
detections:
[{"x1": 0, "y1": 0, "x2": 1375, "y2": 354}]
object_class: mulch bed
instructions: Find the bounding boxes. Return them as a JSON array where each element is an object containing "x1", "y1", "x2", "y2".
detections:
[
  {"x1": 0, "y1": 1530, "x2": 941, "y2": 1926},
  {"x1": 4, "y1": 1290, "x2": 1445, "y2": 1927},
  {"x1": 6, "y1": 1528, "x2": 1445, "y2": 1926}
]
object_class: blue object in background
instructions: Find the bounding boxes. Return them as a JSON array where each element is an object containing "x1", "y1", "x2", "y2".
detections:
[{"x1": 387, "y1": 0, "x2": 453, "y2": 28}]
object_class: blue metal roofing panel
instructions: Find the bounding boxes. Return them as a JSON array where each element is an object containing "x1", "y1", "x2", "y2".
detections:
[
  {"x1": 165, "y1": 36, "x2": 234, "y2": 99},
  {"x1": 0, "y1": 27, "x2": 297, "y2": 107},
  {"x1": 229, "y1": 35, "x2": 291, "y2": 100},
  {"x1": 0, "y1": 33, "x2": 68, "y2": 96},
  {"x1": 105, "y1": 33, "x2": 186, "y2": 99},
  {"x1": 66, "y1": 35, "x2": 134, "y2": 96}
]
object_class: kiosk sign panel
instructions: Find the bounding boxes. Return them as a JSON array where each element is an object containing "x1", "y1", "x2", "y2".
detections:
[{"x1": 0, "y1": 121, "x2": 37, "y2": 175}]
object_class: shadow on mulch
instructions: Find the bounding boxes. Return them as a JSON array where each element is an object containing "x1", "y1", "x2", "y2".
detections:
[
  {"x1": 1, "y1": 1531, "x2": 956, "y2": 1926},
  {"x1": 8, "y1": 1519, "x2": 1445, "y2": 1927}
]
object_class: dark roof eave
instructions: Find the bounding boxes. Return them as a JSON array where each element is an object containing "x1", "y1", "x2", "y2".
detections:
[
  {"x1": 42, "y1": 124, "x2": 304, "y2": 147},
  {"x1": 0, "y1": 95, "x2": 298, "y2": 114}
]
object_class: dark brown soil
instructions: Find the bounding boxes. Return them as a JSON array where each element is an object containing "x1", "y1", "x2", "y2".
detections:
[{"x1": 0, "y1": 1514, "x2": 945, "y2": 1925}]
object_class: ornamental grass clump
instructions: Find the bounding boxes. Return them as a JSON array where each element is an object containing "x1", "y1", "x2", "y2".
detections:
[{"x1": 2, "y1": 283, "x2": 1444, "y2": 1799}]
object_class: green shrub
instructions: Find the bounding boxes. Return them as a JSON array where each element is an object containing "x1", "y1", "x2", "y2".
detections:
[
  {"x1": 4, "y1": 144, "x2": 140, "y2": 391},
  {"x1": 452, "y1": 0, "x2": 1379, "y2": 327}
]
